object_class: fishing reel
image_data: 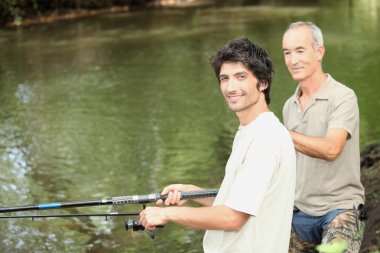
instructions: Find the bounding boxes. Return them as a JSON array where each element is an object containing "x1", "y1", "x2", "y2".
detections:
[
  {"x1": 125, "y1": 218, "x2": 145, "y2": 231},
  {"x1": 125, "y1": 204, "x2": 164, "y2": 239},
  {"x1": 125, "y1": 218, "x2": 164, "y2": 239}
]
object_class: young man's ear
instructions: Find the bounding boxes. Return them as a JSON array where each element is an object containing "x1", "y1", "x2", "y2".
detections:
[{"x1": 259, "y1": 82, "x2": 268, "y2": 92}]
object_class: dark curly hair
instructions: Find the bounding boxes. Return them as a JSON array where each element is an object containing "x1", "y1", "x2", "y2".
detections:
[{"x1": 210, "y1": 38, "x2": 274, "y2": 105}]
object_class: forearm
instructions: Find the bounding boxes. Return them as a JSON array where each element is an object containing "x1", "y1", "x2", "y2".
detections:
[
  {"x1": 290, "y1": 130, "x2": 345, "y2": 161},
  {"x1": 165, "y1": 205, "x2": 249, "y2": 231}
]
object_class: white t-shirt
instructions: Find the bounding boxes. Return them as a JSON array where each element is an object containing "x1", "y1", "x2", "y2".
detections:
[{"x1": 203, "y1": 112, "x2": 296, "y2": 253}]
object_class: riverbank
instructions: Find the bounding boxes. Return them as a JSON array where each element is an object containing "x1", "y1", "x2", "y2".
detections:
[
  {"x1": 1, "y1": 0, "x2": 214, "y2": 28},
  {"x1": 360, "y1": 143, "x2": 380, "y2": 252},
  {"x1": 3, "y1": 6, "x2": 131, "y2": 28}
]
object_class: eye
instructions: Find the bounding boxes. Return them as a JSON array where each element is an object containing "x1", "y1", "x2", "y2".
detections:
[
  {"x1": 219, "y1": 76, "x2": 228, "y2": 82},
  {"x1": 237, "y1": 74, "x2": 246, "y2": 80},
  {"x1": 283, "y1": 51, "x2": 290, "y2": 56}
]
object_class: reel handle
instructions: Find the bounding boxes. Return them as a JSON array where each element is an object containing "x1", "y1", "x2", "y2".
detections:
[{"x1": 125, "y1": 218, "x2": 164, "y2": 239}]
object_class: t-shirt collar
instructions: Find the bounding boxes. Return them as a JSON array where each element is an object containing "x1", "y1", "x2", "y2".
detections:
[{"x1": 238, "y1": 112, "x2": 274, "y2": 131}]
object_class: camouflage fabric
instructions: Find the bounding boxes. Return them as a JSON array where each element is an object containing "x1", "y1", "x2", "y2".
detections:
[
  {"x1": 289, "y1": 226, "x2": 319, "y2": 253},
  {"x1": 289, "y1": 209, "x2": 365, "y2": 253}
]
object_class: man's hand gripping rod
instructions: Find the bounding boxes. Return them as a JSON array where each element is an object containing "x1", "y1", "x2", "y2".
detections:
[{"x1": 125, "y1": 189, "x2": 219, "y2": 235}]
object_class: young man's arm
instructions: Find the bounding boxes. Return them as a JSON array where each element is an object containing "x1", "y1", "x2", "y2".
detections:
[
  {"x1": 289, "y1": 128, "x2": 348, "y2": 162},
  {"x1": 140, "y1": 205, "x2": 250, "y2": 231}
]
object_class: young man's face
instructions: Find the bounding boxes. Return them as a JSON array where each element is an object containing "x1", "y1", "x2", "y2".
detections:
[
  {"x1": 219, "y1": 62, "x2": 262, "y2": 113},
  {"x1": 282, "y1": 26, "x2": 324, "y2": 82}
]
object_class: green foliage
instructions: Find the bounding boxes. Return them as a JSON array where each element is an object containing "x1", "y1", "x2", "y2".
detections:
[
  {"x1": 0, "y1": 0, "x2": 153, "y2": 27},
  {"x1": 0, "y1": 0, "x2": 41, "y2": 26},
  {"x1": 316, "y1": 241, "x2": 348, "y2": 253}
]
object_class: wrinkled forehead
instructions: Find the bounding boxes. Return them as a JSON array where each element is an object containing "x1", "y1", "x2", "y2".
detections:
[{"x1": 282, "y1": 26, "x2": 314, "y2": 49}]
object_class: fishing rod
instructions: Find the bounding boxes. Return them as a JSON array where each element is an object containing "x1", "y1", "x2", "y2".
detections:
[
  {"x1": 0, "y1": 189, "x2": 218, "y2": 213},
  {"x1": 0, "y1": 211, "x2": 159, "y2": 237},
  {"x1": 0, "y1": 212, "x2": 139, "y2": 220},
  {"x1": 0, "y1": 189, "x2": 218, "y2": 239},
  {"x1": 0, "y1": 211, "x2": 162, "y2": 237}
]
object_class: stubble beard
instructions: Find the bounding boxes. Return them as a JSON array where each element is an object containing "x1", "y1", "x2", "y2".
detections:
[{"x1": 227, "y1": 94, "x2": 260, "y2": 113}]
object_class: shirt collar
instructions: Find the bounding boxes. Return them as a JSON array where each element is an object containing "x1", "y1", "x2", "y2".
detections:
[
  {"x1": 238, "y1": 112, "x2": 274, "y2": 131},
  {"x1": 314, "y1": 74, "x2": 333, "y2": 99},
  {"x1": 292, "y1": 74, "x2": 333, "y2": 103}
]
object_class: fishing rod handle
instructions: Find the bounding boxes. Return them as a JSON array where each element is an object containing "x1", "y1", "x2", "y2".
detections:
[
  {"x1": 110, "y1": 189, "x2": 218, "y2": 205},
  {"x1": 160, "y1": 189, "x2": 219, "y2": 201}
]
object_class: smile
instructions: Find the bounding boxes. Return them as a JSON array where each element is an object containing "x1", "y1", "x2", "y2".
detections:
[
  {"x1": 227, "y1": 94, "x2": 244, "y2": 103},
  {"x1": 291, "y1": 67, "x2": 303, "y2": 72}
]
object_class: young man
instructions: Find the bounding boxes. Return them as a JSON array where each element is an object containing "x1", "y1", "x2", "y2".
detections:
[
  {"x1": 282, "y1": 21, "x2": 366, "y2": 252},
  {"x1": 139, "y1": 38, "x2": 296, "y2": 252}
]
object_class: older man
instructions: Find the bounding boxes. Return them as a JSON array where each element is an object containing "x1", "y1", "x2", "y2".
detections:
[{"x1": 282, "y1": 21, "x2": 366, "y2": 253}]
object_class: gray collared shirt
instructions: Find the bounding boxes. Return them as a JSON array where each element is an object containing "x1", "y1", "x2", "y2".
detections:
[{"x1": 283, "y1": 74, "x2": 365, "y2": 216}]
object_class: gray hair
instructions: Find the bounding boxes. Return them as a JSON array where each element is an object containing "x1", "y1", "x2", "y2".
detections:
[{"x1": 286, "y1": 21, "x2": 324, "y2": 49}]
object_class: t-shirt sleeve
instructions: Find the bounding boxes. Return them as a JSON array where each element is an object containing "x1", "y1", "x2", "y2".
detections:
[
  {"x1": 328, "y1": 91, "x2": 358, "y2": 138},
  {"x1": 225, "y1": 144, "x2": 278, "y2": 216}
]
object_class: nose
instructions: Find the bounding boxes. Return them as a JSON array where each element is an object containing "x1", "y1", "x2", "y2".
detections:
[
  {"x1": 225, "y1": 79, "x2": 238, "y2": 93},
  {"x1": 288, "y1": 53, "x2": 299, "y2": 66}
]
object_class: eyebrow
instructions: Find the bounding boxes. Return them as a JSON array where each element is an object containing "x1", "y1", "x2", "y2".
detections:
[
  {"x1": 234, "y1": 71, "x2": 247, "y2": 76},
  {"x1": 283, "y1": 46, "x2": 306, "y2": 51},
  {"x1": 219, "y1": 71, "x2": 247, "y2": 77}
]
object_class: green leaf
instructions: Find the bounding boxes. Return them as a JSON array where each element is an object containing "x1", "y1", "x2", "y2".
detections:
[{"x1": 316, "y1": 241, "x2": 348, "y2": 253}]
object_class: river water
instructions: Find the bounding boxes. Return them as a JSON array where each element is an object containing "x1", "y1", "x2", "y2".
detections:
[{"x1": 0, "y1": 0, "x2": 379, "y2": 252}]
